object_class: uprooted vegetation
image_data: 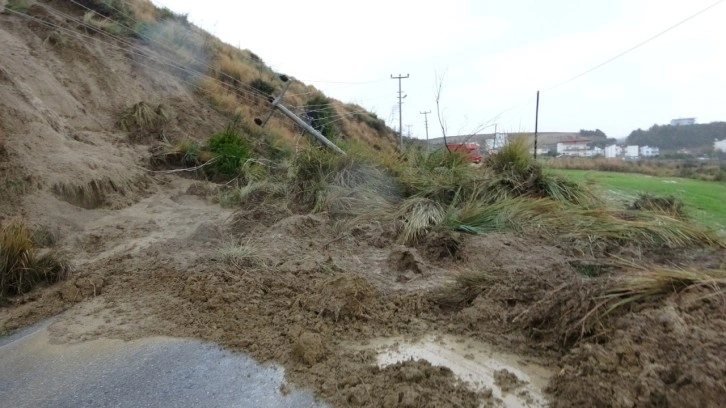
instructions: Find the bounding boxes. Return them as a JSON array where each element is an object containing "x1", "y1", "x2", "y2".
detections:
[
  {"x1": 0, "y1": 220, "x2": 71, "y2": 301},
  {"x1": 177, "y1": 134, "x2": 723, "y2": 406},
  {"x1": 194, "y1": 134, "x2": 720, "y2": 255}
]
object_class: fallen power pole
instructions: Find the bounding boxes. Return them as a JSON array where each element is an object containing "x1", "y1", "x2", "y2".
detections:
[{"x1": 255, "y1": 75, "x2": 345, "y2": 155}]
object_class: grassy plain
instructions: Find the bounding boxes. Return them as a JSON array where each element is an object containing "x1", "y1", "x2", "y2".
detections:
[{"x1": 554, "y1": 169, "x2": 726, "y2": 231}]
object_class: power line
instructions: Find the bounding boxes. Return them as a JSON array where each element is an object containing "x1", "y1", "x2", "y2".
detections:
[
  {"x1": 546, "y1": 0, "x2": 726, "y2": 91},
  {"x1": 1, "y1": 7, "x2": 249, "y2": 128},
  {"x1": 67, "y1": 0, "x2": 272, "y2": 100},
  {"x1": 294, "y1": 78, "x2": 386, "y2": 85}
]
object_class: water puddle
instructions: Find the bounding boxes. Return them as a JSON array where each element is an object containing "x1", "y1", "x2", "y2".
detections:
[
  {"x1": 356, "y1": 334, "x2": 551, "y2": 407},
  {"x1": 0, "y1": 321, "x2": 325, "y2": 408}
]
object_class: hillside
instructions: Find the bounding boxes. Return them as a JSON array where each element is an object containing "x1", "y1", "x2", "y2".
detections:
[
  {"x1": 0, "y1": 0, "x2": 395, "y2": 219},
  {"x1": 626, "y1": 122, "x2": 726, "y2": 151}
]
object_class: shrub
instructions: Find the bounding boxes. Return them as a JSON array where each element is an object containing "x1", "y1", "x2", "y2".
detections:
[
  {"x1": 207, "y1": 123, "x2": 251, "y2": 178},
  {"x1": 75, "y1": 0, "x2": 135, "y2": 27},
  {"x1": 305, "y1": 95, "x2": 338, "y2": 140},
  {"x1": 6, "y1": 0, "x2": 30, "y2": 13},
  {"x1": 249, "y1": 78, "x2": 275, "y2": 96}
]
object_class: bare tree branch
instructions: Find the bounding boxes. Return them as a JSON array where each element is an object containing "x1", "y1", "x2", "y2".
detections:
[{"x1": 434, "y1": 70, "x2": 450, "y2": 151}]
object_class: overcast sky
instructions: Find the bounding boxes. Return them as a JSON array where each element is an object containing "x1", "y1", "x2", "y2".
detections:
[{"x1": 152, "y1": 0, "x2": 725, "y2": 139}]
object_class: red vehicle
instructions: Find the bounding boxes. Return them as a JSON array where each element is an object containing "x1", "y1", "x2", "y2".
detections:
[{"x1": 446, "y1": 143, "x2": 482, "y2": 164}]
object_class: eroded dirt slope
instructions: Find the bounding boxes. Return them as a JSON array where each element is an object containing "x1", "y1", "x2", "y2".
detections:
[{"x1": 0, "y1": 3, "x2": 226, "y2": 219}]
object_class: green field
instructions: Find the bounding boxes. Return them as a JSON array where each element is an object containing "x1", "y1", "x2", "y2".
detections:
[{"x1": 554, "y1": 169, "x2": 726, "y2": 231}]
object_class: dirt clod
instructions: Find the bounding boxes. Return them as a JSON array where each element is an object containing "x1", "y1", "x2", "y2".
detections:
[
  {"x1": 493, "y1": 369, "x2": 525, "y2": 394},
  {"x1": 292, "y1": 332, "x2": 327, "y2": 366}
]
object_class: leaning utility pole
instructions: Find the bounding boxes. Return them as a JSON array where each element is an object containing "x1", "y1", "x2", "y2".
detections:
[
  {"x1": 255, "y1": 74, "x2": 345, "y2": 155},
  {"x1": 391, "y1": 74, "x2": 409, "y2": 149},
  {"x1": 420, "y1": 110, "x2": 431, "y2": 145}
]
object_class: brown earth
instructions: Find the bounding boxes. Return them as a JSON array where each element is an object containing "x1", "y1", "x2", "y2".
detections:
[{"x1": 2, "y1": 2, "x2": 726, "y2": 408}]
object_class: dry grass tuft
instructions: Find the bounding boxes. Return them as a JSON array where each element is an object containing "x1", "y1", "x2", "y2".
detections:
[
  {"x1": 217, "y1": 241, "x2": 266, "y2": 268},
  {"x1": 0, "y1": 220, "x2": 71, "y2": 298},
  {"x1": 597, "y1": 264, "x2": 726, "y2": 318},
  {"x1": 430, "y1": 269, "x2": 495, "y2": 310},
  {"x1": 396, "y1": 197, "x2": 446, "y2": 244},
  {"x1": 117, "y1": 102, "x2": 171, "y2": 140},
  {"x1": 82, "y1": 11, "x2": 123, "y2": 35}
]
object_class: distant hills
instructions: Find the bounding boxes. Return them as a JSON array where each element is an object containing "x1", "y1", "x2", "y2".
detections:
[{"x1": 626, "y1": 122, "x2": 726, "y2": 151}]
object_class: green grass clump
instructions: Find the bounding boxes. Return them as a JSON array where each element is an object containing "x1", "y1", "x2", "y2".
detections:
[
  {"x1": 207, "y1": 124, "x2": 252, "y2": 178},
  {"x1": 445, "y1": 198, "x2": 562, "y2": 234},
  {"x1": 5, "y1": 0, "x2": 30, "y2": 12},
  {"x1": 249, "y1": 78, "x2": 275, "y2": 96},
  {"x1": 290, "y1": 147, "x2": 398, "y2": 212},
  {"x1": 486, "y1": 136, "x2": 533, "y2": 175},
  {"x1": 1, "y1": 221, "x2": 71, "y2": 298}
]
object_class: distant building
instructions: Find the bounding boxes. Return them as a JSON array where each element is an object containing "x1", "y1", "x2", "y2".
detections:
[
  {"x1": 493, "y1": 133, "x2": 508, "y2": 149},
  {"x1": 604, "y1": 145, "x2": 621, "y2": 158},
  {"x1": 556, "y1": 138, "x2": 590, "y2": 156},
  {"x1": 715, "y1": 139, "x2": 726, "y2": 153},
  {"x1": 670, "y1": 118, "x2": 696, "y2": 126},
  {"x1": 639, "y1": 146, "x2": 660, "y2": 157},
  {"x1": 625, "y1": 145, "x2": 639, "y2": 158}
]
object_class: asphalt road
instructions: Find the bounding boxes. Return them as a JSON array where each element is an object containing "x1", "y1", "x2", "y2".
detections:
[{"x1": 0, "y1": 320, "x2": 324, "y2": 408}]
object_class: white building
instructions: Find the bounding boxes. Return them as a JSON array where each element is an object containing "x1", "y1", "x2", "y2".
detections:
[
  {"x1": 604, "y1": 145, "x2": 621, "y2": 158},
  {"x1": 625, "y1": 145, "x2": 639, "y2": 158},
  {"x1": 493, "y1": 133, "x2": 508, "y2": 149},
  {"x1": 670, "y1": 118, "x2": 696, "y2": 126},
  {"x1": 639, "y1": 146, "x2": 660, "y2": 157},
  {"x1": 715, "y1": 139, "x2": 726, "y2": 153},
  {"x1": 557, "y1": 139, "x2": 590, "y2": 156}
]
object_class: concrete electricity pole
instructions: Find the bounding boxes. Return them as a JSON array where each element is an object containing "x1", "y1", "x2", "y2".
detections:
[
  {"x1": 256, "y1": 74, "x2": 345, "y2": 155},
  {"x1": 419, "y1": 110, "x2": 431, "y2": 145},
  {"x1": 391, "y1": 74, "x2": 409, "y2": 149}
]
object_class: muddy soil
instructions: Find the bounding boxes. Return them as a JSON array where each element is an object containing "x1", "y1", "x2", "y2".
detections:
[{"x1": 3, "y1": 172, "x2": 725, "y2": 407}]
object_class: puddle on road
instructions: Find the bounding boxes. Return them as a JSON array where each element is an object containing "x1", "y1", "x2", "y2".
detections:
[
  {"x1": 354, "y1": 334, "x2": 551, "y2": 408},
  {"x1": 0, "y1": 321, "x2": 325, "y2": 408}
]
